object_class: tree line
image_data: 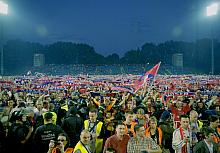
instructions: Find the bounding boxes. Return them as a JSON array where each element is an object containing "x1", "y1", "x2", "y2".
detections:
[{"x1": 1, "y1": 38, "x2": 220, "y2": 75}]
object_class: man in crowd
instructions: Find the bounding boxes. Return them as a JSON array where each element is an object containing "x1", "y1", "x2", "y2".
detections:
[
  {"x1": 104, "y1": 122, "x2": 130, "y2": 153},
  {"x1": 84, "y1": 108, "x2": 105, "y2": 153},
  {"x1": 62, "y1": 106, "x2": 83, "y2": 147},
  {"x1": 189, "y1": 110, "x2": 203, "y2": 146},
  {"x1": 7, "y1": 110, "x2": 33, "y2": 153},
  {"x1": 74, "y1": 130, "x2": 92, "y2": 153},
  {"x1": 33, "y1": 112, "x2": 64, "y2": 153},
  {"x1": 127, "y1": 124, "x2": 162, "y2": 153},
  {"x1": 169, "y1": 97, "x2": 192, "y2": 128},
  {"x1": 193, "y1": 127, "x2": 219, "y2": 153},
  {"x1": 209, "y1": 115, "x2": 220, "y2": 145},
  {"x1": 172, "y1": 115, "x2": 192, "y2": 153},
  {"x1": 123, "y1": 111, "x2": 137, "y2": 137},
  {"x1": 159, "y1": 110, "x2": 175, "y2": 153}
]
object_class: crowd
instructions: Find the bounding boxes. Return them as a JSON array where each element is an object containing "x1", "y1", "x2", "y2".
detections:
[
  {"x1": 30, "y1": 64, "x2": 195, "y2": 76},
  {"x1": 0, "y1": 74, "x2": 219, "y2": 153}
]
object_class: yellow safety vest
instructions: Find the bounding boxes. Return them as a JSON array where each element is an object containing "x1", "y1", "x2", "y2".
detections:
[
  {"x1": 42, "y1": 111, "x2": 57, "y2": 125},
  {"x1": 197, "y1": 120, "x2": 203, "y2": 129},
  {"x1": 61, "y1": 104, "x2": 69, "y2": 111},
  {"x1": 84, "y1": 120, "x2": 103, "y2": 153},
  {"x1": 74, "y1": 141, "x2": 90, "y2": 153}
]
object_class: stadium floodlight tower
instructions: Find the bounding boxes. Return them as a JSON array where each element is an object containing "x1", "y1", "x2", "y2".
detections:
[
  {"x1": 0, "y1": 1, "x2": 8, "y2": 77},
  {"x1": 206, "y1": 2, "x2": 218, "y2": 75}
]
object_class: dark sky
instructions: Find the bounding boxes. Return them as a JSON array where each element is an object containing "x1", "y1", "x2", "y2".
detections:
[{"x1": 4, "y1": 0, "x2": 220, "y2": 56}]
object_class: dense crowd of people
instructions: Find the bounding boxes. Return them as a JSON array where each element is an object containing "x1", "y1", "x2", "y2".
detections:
[
  {"x1": 30, "y1": 64, "x2": 194, "y2": 76},
  {"x1": 0, "y1": 74, "x2": 219, "y2": 153}
]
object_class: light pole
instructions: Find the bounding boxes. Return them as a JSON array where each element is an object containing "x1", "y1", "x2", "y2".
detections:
[
  {"x1": 206, "y1": 2, "x2": 218, "y2": 75},
  {"x1": 0, "y1": 1, "x2": 8, "y2": 77}
]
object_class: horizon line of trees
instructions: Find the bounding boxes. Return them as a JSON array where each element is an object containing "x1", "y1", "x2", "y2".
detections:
[{"x1": 1, "y1": 38, "x2": 220, "y2": 75}]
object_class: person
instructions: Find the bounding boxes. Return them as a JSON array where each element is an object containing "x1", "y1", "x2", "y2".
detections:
[
  {"x1": 169, "y1": 97, "x2": 192, "y2": 128},
  {"x1": 195, "y1": 99, "x2": 207, "y2": 120},
  {"x1": 7, "y1": 110, "x2": 33, "y2": 153},
  {"x1": 33, "y1": 112, "x2": 64, "y2": 153},
  {"x1": 62, "y1": 106, "x2": 83, "y2": 147},
  {"x1": 209, "y1": 115, "x2": 220, "y2": 144},
  {"x1": 189, "y1": 110, "x2": 203, "y2": 146},
  {"x1": 135, "y1": 107, "x2": 147, "y2": 126},
  {"x1": 123, "y1": 111, "x2": 137, "y2": 137},
  {"x1": 34, "y1": 100, "x2": 45, "y2": 128},
  {"x1": 193, "y1": 127, "x2": 218, "y2": 153},
  {"x1": 0, "y1": 100, "x2": 14, "y2": 127},
  {"x1": 84, "y1": 108, "x2": 105, "y2": 153},
  {"x1": 145, "y1": 116, "x2": 163, "y2": 147},
  {"x1": 103, "y1": 122, "x2": 130, "y2": 153},
  {"x1": 104, "y1": 110, "x2": 115, "y2": 139},
  {"x1": 34, "y1": 100, "x2": 43, "y2": 116},
  {"x1": 42, "y1": 102, "x2": 58, "y2": 125},
  {"x1": 159, "y1": 110, "x2": 175, "y2": 153},
  {"x1": 127, "y1": 124, "x2": 162, "y2": 153},
  {"x1": 74, "y1": 130, "x2": 92, "y2": 153},
  {"x1": 48, "y1": 133, "x2": 73, "y2": 153},
  {"x1": 172, "y1": 115, "x2": 192, "y2": 153}
]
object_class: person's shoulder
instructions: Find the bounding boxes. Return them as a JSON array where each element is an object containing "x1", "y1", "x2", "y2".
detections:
[
  {"x1": 128, "y1": 136, "x2": 138, "y2": 142},
  {"x1": 108, "y1": 134, "x2": 117, "y2": 139},
  {"x1": 173, "y1": 128, "x2": 180, "y2": 134},
  {"x1": 34, "y1": 124, "x2": 45, "y2": 132},
  {"x1": 194, "y1": 140, "x2": 205, "y2": 148},
  {"x1": 145, "y1": 136, "x2": 154, "y2": 141},
  {"x1": 212, "y1": 141, "x2": 219, "y2": 149},
  {"x1": 97, "y1": 120, "x2": 104, "y2": 124},
  {"x1": 123, "y1": 134, "x2": 130, "y2": 140},
  {"x1": 73, "y1": 149, "x2": 81, "y2": 153},
  {"x1": 55, "y1": 124, "x2": 63, "y2": 131},
  {"x1": 106, "y1": 134, "x2": 117, "y2": 142}
]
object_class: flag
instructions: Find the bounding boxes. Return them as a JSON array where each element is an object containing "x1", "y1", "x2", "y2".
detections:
[
  {"x1": 134, "y1": 62, "x2": 161, "y2": 91},
  {"x1": 111, "y1": 86, "x2": 133, "y2": 93}
]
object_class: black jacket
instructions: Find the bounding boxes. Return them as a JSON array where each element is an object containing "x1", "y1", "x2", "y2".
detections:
[
  {"x1": 193, "y1": 140, "x2": 218, "y2": 153},
  {"x1": 33, "y1": 123, "x2": 64, "y2": 153},
  {"x1": 62, "y1": 114, "x2": 83, "y2": 138}
]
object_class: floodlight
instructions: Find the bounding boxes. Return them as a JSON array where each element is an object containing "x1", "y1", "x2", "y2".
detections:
[{"x1": 206, "y1": 3, "x2": 219, "y2": 16}]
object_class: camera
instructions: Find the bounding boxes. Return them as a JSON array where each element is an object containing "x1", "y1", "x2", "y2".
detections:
[{"x1": 54, "y1": 140, "x2": 61, "y2": 146}]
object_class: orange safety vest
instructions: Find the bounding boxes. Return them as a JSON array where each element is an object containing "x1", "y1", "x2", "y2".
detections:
[
  {"x1": 145, "y1": 127, "x2": 163, "y2": 146},
  {"x1": 52, "y1": 148, "x2": 74, "y2": 153},
  {"x1": 124, "y1": 121, "x2": 137, "y2": 137},
  {"x1": 212, "y1": 127, "x2": 220, "y2": 143}
]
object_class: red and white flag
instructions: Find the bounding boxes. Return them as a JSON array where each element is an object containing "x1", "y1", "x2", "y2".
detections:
[{"x1": 134, "y1": 62, "x2": 161, "y2": 91}]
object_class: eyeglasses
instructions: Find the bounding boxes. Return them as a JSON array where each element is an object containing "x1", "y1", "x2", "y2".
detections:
[{"x1": 58, "y1": 139, "x2": 65, "y2": 142}]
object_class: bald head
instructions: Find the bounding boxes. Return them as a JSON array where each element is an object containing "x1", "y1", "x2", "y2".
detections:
[{"x1": 80, "y1": 130, "x2": 91, "y2": 145}]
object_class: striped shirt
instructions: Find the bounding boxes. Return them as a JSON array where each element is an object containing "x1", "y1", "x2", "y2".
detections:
[
  {"x1": 127, "y1": 136, "x2": 160, "y2": 153},
  {"x1": 172, "y1": 128, "x2": 191, "y2": 153}
]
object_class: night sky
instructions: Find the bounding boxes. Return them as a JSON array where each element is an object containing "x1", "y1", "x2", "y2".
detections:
[{"x1": 4, "y1": 0, "x2": 220, "y2": 56}]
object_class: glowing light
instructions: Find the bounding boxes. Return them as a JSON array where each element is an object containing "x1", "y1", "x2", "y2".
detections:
[
  {"x1": 0, "y1": 1, "x2": 8, "y2": 15},
  {"x1": 206, "y1": 3, "x2": 219, "y2": 16}
]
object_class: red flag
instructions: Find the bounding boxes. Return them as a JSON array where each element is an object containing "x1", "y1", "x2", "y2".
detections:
[{"x1": 134, "y1": 62, "x2": 161, "y2": 91}]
